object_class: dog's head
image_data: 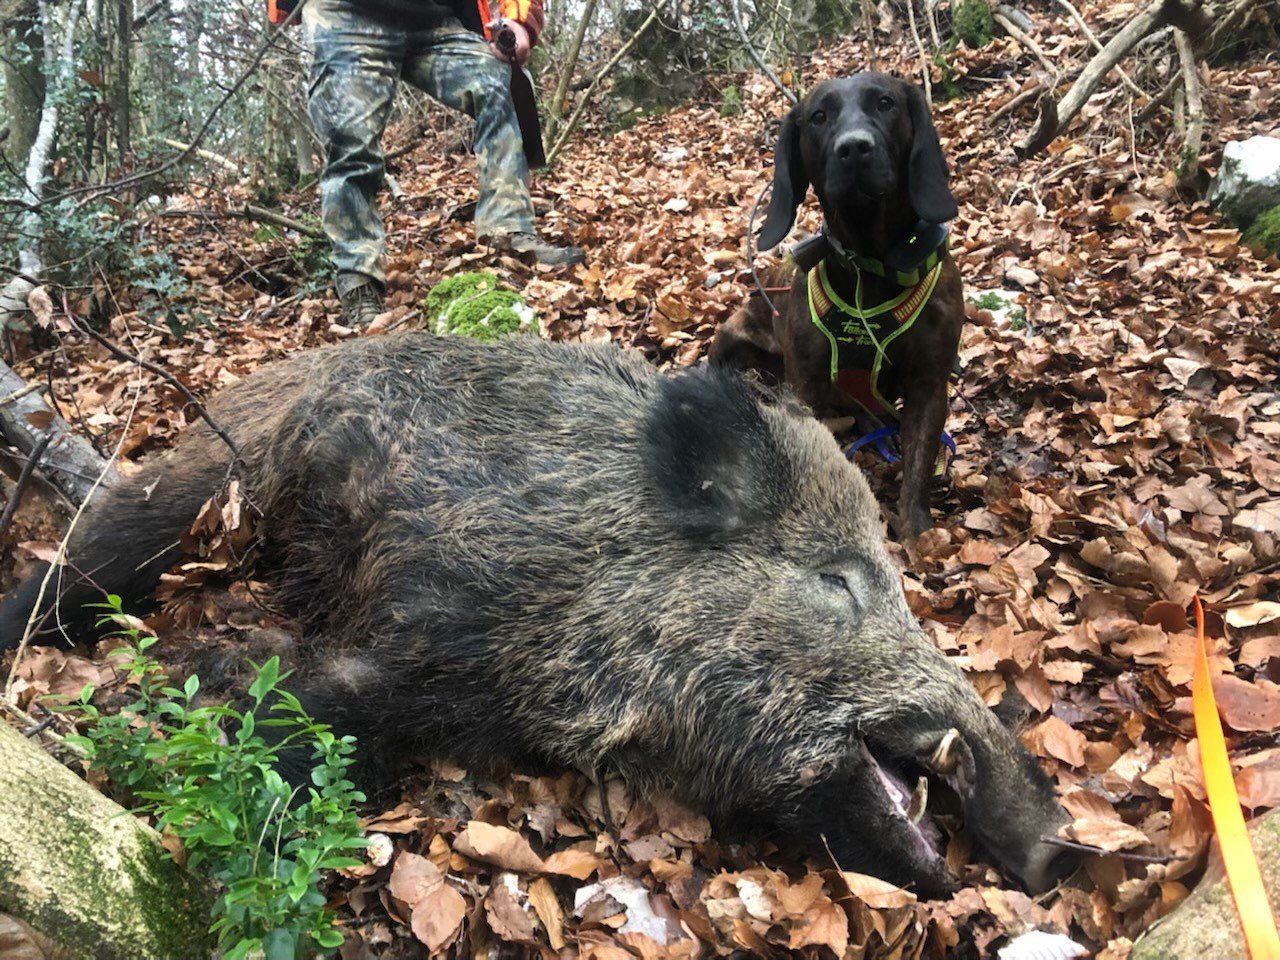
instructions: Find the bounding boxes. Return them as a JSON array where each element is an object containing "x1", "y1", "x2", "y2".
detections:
[{"x1": 758, "y1": 73, "x2": 957, "y2": 250}]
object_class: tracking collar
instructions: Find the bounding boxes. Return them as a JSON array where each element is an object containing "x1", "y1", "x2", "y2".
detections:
[{"x1": 788, "y1": 220, "x2": 950, "y2": 288}]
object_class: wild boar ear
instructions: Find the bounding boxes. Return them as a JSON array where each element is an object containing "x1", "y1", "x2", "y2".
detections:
[
  {"x1": 905, "y1": 84, "x2": 958, "y2": 224},
  {"x1": 758, "y1": 108, "x2": 809, "y2": 251},
  {"x1": 644, "y1": 370, "x2": 789, "y2": 540}
]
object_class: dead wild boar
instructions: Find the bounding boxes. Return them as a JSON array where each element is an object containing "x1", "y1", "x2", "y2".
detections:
[{"x1": 0, "y1": 333, "x2": 1076, "y2": 896}]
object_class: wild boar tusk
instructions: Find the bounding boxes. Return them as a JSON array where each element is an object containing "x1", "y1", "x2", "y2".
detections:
[
  {"x1": 930, "y1": 728, "x2": 962, "y2": 774},
  {"x1": 908, "y1": 776, "x2": 929, "y2": 824}
]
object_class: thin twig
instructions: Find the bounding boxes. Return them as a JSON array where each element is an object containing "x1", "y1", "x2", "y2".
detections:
[
  {"x1": 728, "y1": 0, "x2": 797, "y2": 106},
  {"x1": 0, "y1": 382, "x2": 45, "y2": 406},
  {"x1": 60, "y1": 295, "x2": 241, "y2": 463},
  {"x1": 1174, "y1": 28, "x2": 1204, "y2": 184},
  {"x1": 0, "y1": 432, "x2": 52, "y2": 539},
  {"x1": 993, "y1": 11, "x2": 1060, "y2": 82},
  {"x1": 1041, "y1": 835, "x2": 1187, "y2": 864},
  {"x1": 904, "y1": 0, "x2": 933, "y2": 107}
]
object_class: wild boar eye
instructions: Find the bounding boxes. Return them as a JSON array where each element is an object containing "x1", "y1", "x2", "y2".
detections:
[
  {"x1": 810, "y1": 109, "x2": 827, "y2": 125},
  {"x1": 877, "y1": 95, "x2": 895, "y2": 112},
  {"x1": 819, "y1": 572, "x2": 850, "y2": 592}
]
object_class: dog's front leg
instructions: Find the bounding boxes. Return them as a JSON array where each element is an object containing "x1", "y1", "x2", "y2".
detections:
[{"x1": 897, "y1": 378, "x2": 948, "y2": 542}]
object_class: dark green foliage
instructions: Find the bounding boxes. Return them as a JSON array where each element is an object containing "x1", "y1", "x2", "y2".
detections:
[
  {"x1": 952, "y1": 0, "x2": 996, "y2": 48},
  {"x1": 64, "y1": 596, "x2": 367, "y2": 960}
]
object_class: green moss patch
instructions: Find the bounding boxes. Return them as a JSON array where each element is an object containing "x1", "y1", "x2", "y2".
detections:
[
  {"x1": 425, "y1": 272, "x2": 535, "y2": 341},
  {"x1": 1242, "y1": 204, "x2": 1280, "y2": 258}
]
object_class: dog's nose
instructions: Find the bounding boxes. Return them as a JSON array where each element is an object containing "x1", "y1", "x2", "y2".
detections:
[{"x1": 835, "y1": 131, "x2": 875, "y2": 162}]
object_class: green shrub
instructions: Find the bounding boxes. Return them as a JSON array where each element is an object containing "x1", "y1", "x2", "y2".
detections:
[
  {"x1": 1242, "y1": 204, "x2": 1280, "y2": 257},
  {"x1": 719, "y1": 86, "x2": 744, "y2": 117},
  {"x1": 65, "y1": 597, "x2": 367, "y2": 960},
  {"x1": 952, "y1": 0, "x2": 996, "y2": 48},
  {"x1": 425, "y1": 271, "x2": 534, "y2": 341}
]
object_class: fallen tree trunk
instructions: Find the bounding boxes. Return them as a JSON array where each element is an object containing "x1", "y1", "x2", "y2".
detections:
[
  {"x1": 0, "y1": 720, "x2": 213, "y2": 960},
  {"x1": 0, "y1": 356, "x2": 119, "y2": 505},
  {"x1": 1132, "y1": 805, "x2": 1280, "y2": 960}
]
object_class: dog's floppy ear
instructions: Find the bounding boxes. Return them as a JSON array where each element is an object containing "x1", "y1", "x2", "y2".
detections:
[
  {"x1": 905, "y1": 85, "x2": 958, "y2": 223},
  {"x1": 758, "y1": 108, "x2": 809, "y2": 250}
]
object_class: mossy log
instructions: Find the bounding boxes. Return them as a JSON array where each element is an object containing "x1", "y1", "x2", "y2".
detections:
[
  {"x1": 1133, "y1": 806, "x2": 1280, "y2": 960},
  {"x1": 0, "y1": 720, "x2": 213, "y2": 960}
]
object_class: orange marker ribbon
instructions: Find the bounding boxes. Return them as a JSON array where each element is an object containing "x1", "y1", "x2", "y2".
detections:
[{"x1": 1192, "y1": 595, "x2": 1280, "y2": 960}]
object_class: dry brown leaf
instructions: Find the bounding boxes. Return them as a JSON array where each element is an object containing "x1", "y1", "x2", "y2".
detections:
[
  {"x1": 1025, "y1": 716, "x2": 1088, "y2": 768},
  {"x1": 453, "y1": 821, "x2": 546, "y2": 873},
  {"x1": 387, "y1": 852, "x2": 466, "y2": 952},
  {"x1": 1067, "y1": 818, "x2": 1150, "y2": 852},
  {"x1": 527, "y1": 877, "x2": 566, "y2": 950}
]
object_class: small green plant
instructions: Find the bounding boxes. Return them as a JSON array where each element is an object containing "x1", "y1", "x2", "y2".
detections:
[
  {"x1": 424, "y1": 271, "x2": 534, "y2": 341},
  {"x1": 1242, "y1": 204, "x2": 1280, "y2": 258},
  {"x1": 931, "y1": 52, "x2": 964, "y2": 101},
  {"x1": 719, "y1": 86, "x2": 744, "y2": 117},
  {"x1": 952, "y1": 0, "x2": 996, "y2": 47},
  {"x1": 66, "y1": 597, "x2": 367, "y2": 960},
  {"x1": 968, "y1": 291, "x2": 1007, "y2": 310}
]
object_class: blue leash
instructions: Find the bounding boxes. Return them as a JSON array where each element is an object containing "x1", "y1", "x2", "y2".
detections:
[{"x1": 844, "y1": 425, "x2": 957, "y2": 469}]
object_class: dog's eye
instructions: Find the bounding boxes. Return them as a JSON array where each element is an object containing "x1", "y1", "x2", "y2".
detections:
[
  {"x1": 878, "y1": 95, "x2": 896, "y2": 112},
  {"x1": 810, "y1": 109, "x2": 827, "y2": 125}
]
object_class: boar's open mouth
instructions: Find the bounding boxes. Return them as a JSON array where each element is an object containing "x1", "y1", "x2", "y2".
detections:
[{"x1": 857, "y1": 738, "x2": 950, "y2": 873}]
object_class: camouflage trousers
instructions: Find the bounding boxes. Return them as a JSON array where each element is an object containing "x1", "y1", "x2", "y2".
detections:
[{"x1": 303, "y1": 0, "x2": 535, "y2": 286}]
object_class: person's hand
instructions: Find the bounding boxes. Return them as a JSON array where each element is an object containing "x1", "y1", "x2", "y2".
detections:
[{"x1": 487, "y1": 19, "x2": 531, "y2": 66}]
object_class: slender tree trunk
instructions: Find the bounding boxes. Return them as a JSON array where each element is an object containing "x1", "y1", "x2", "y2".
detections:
[
  {"x1": 1, "y1": 0, "x2": 45, "y2": 168},
  {"x1": 0, "y1": 721, "x2": 213, "y2": 960},
  {"x1": 0, "y1": 0, "x2": 87, "y2": 326},
  {"x1": 115, "y1": 0, "x2": 132, "y2": 157},
  {"x1": 545, "y1": 0, "x2": 600, "y2": 142}
]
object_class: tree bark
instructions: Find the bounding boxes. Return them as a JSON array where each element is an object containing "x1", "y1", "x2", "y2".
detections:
[
  {"x1": 115, "y1": 0, "x2": 132, "y2": 157},
  {"x1": 1, "y1": 0, "x2": 45, "y2": 169},
  {"x1": 1132, "y1": 805, "x2": 1280, "y2": 960},
  {"x1": 0, "y1": 720, "x2": 213, "y2": 960}
]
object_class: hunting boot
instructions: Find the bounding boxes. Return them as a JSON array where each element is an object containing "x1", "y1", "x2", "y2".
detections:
[
  {"x1": 496, "y1": 232, "x2": 586, "y2": 267},
  {"x1": 337, "y1": 272, "x2": 385, "y2": 327}
]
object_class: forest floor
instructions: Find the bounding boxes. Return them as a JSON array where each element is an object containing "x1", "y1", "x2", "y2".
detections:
[{"x1": 4, "y1": 5, "x2": 1280, "y2": 959}]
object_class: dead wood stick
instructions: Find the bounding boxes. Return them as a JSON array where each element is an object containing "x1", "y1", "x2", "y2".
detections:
[
  {"x1": 1015, "y1": 0, "x2": 1194, "y2": 158},
  {"x1": 154, "y1": 203, "x2": 323, "y2": 238},
  {"x1": 729, "y1": 0, "x2": 797, "y2": 106},
  {"x1": 1136, "y1": 0, "x2": 1254, "y2": 121},
  {"x1": 0, "y1": 358, "x2": 118, "y2": 506},
  {"x1": 546, "y1": 3, "x2": 663, "y2": 166},
  {"x1": 992, "y1": 9, "x2": 1059, "y2": 81},
  {"x1": 0, "y1": 381, "x2": 45, "y2": 406},
  {"x1": 904, "y1": 0, "x2": 933, "y2": 107},
  {"x1": 160, "y1": 137, "x2": 239, "y2": 173},
  {"x1": 0, "y1": 432, "x2": 51, "y2": 538},
  {"x1": 1174, "y1": 29, "x2": 1204, "y2": 184},
  {"x1": 1052, "y1": 0, "x2": 1147, "y2": 97},
  {"x1": 987, "y1": 82, "x2": 1048, "y2": 126},
  {"x1": 242, "y1": 203, "x2": 323, "y2": 238}
]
